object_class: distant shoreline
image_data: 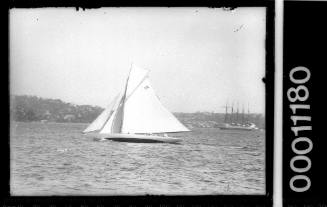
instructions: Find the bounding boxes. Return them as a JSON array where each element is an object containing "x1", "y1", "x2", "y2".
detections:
[
  {"x1": 10, "y1": 95, "x2": 265, "y2": 129},
  {"x1": 11, "y1": 121, "x2": 90, "y2": 125}
]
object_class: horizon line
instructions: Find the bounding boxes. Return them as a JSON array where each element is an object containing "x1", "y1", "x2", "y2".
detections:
[{"x1": 10, "y1": 93, "x2": 265, "y2": 115}]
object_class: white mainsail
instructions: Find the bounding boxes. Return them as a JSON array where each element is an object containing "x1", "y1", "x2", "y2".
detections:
[
  {"x1": 122, "y1": 78, "x2": 189, "y2": 133},
  {"x1": 86, "y1": 65, "x2": 190, "y2": 135}
]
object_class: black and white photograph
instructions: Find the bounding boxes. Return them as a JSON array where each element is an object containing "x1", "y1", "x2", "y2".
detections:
[{"x1": 9, "y1": 7, "x2": 267, "y2": 196}]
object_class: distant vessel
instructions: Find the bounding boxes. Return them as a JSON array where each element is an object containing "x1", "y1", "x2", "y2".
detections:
[
  {"x1": 83, "y1": 64, "x2": 190, "y2": 143},
  {"x1": 218, "y1": 102, "x2": 258, "y2": 131}
]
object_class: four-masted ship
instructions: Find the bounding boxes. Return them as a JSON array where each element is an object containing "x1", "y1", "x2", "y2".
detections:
[{"x1": 218, "y1": 102, "x2": 258, "y2": 131}]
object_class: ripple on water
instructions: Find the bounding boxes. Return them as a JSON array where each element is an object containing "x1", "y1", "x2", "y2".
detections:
[{"x1": 11, "y1": 122, "x2": 265, "y2": 195}]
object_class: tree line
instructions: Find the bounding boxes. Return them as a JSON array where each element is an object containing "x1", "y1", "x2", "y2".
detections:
[
  {"x1": 10, "y1": 95, "x2": 103, "y2": 123},
  {"x1": 10, "y1": 95, "x2": 265, "y2": 129}
]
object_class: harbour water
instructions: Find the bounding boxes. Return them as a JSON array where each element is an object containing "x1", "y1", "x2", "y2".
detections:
[{"x1": 10, "y1": 122, "x2": 265, "y2": 195}]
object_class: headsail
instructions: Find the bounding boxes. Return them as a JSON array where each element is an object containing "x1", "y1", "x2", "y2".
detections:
[
  {"x1": 83, "y1": 94, "x2": 120, "y2": 133},
  {"x1": 99, "y1": 93, "x2": 124, "y2": 134}
]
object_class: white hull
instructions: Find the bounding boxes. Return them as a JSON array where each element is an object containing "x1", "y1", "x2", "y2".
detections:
[
  {"x1": 87, "y1": 133, "x2": 182, "y2": 143},
  {"x1": 218, "y1": 123, "x2": 257, "y2": 131},
  {"x1": 219, "y1": 126, "x2": 254, "y2": 131}
]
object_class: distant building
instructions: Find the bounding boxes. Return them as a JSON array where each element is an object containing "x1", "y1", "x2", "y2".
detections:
[
  {"x1": 44, "y1": 110, "x2": 51, "y2": 119},
  {"x1": 63, "y1": 114, "x2": 75, "y2": 122}
]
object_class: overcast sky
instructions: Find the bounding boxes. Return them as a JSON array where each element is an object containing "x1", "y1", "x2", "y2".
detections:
[{"x1": 10, "y1": 7, "x2": 266, "y2": 114}]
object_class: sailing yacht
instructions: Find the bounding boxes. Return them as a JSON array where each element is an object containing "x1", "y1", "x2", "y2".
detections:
[{"x1": 83, "y1": 65, "x2": 190, "y2": 143}]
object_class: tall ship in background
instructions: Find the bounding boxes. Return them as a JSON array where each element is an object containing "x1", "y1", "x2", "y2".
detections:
[{"x1": 218, "y1": 102, "x2": 258, "y2": 131}]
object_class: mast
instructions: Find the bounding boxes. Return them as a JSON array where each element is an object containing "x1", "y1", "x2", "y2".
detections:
[
  {"x1": 242, "y1": 103, "x2": 245, "y2": 124},
  {"x1": 118, "y1": 63, "x2": 133, "y2": 132},
  {"x1": 247, "y1": 103, "x2": 250, "y2": 123},
  {"x1": 224, "y1": 102, "x2": 228, "y2": 123},
  {"x1": 236, "y1": 102, "x2": 239, "y2": 123},
  {"x1": 231, "y1": 102, "x2": 234, "y2": 123},
  {"x1": 109, "y1": 63, "x2": 132, "y2": 133}
]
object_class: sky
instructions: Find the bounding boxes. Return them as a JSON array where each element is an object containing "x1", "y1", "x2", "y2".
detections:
[{"x1": 10, "y1": 7, "x2": 266, "y2": 114}]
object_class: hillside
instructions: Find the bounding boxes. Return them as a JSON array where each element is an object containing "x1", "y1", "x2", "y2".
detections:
[
  {"x1": 10, "y1": 95, "x2": 103, "y2": 123},
  {"x1": 10, "y1": 95, "x2": 265, "y2": 129}
]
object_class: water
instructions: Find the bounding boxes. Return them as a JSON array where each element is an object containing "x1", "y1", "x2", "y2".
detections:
[{"x1": 10, "y1": 122, "x2": 265, "y2": 195}]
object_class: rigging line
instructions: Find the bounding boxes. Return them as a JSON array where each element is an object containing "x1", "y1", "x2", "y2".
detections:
[
  {"x1": 111, "y1": 98, "x2": 124, "y2": 133},
  {"x1": 124, "y1": 70, "x2": 150, "y2": 103},
  {"x1": 116, "y1": 63, "x2": 133, "y2": 133}
]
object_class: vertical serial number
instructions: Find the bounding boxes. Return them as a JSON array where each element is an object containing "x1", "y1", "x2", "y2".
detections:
[{"x1": 287, "y1": 66, "x2": 312, "y2": 192}]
